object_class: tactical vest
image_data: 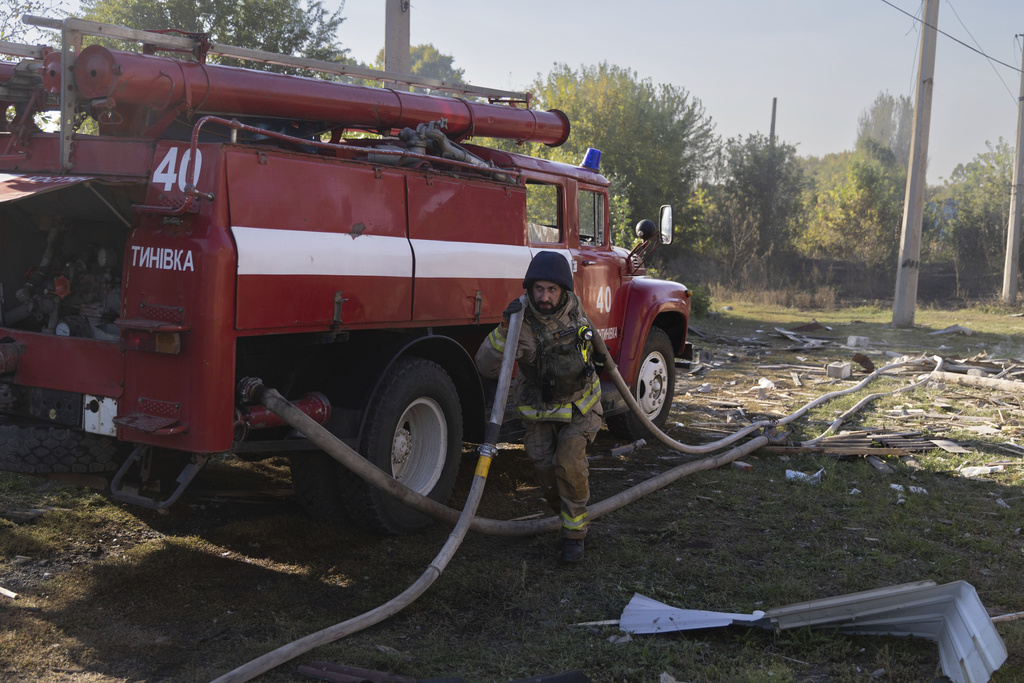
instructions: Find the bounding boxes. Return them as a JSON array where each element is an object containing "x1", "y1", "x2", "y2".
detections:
[{"x1": 522, "y1": 307, "x2": 596, "y2": 405}]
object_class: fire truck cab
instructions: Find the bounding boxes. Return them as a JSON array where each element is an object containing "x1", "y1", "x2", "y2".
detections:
[{"x1": 0, "y1": 18, "x2": 691, "y2": 533}]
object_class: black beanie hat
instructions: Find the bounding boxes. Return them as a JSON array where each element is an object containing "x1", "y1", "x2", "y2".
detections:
[{"x1": 523, "y1": 251, "x2": 574, "y2": 292}]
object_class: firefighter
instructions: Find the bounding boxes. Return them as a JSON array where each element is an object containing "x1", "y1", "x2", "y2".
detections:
[{"x1": 475, "y1": 251, "x2": 602, "y2": 563}]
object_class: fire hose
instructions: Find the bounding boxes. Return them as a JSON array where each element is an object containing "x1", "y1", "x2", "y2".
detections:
[{"x1": 213, "y1": 326, "x2": 944, "y2": 681}]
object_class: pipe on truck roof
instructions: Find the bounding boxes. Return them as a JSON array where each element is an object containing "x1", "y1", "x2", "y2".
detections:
[{"x1": 71, "y1": 45, "x2": 570, "y2": 146}]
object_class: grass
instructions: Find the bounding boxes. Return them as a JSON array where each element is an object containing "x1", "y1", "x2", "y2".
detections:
[{"x1": 2, "y1": 300, "x2": 1024, "y2": 682}]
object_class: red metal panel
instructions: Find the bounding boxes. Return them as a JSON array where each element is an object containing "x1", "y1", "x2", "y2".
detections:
[
  {"x1": 0, "y1": 135, "x2": 155, "y2": 177},
  {"x1": 225, "y1": 152, "x2": 413, "y2": 330},
  {"x1": 615, "y1": 279, "x2": 692, "y2": 381},
  {"x1": 4, "y1": 330, "x2": 124, "y2": 398},
  {"x1": 119, "y1": 147, "x2": 238, "y2": 453},
  {"x1": 407, "y1": 177, "x2": 529, "y2": 323}
]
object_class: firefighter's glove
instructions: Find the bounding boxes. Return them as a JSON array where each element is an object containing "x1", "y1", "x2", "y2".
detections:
[{"x1": 501, "y1": 298, "x2": 523, "y2": 329}]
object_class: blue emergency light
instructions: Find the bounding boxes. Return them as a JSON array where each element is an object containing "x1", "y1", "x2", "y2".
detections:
[{"x1": 580, "y1": 148, "x2": 601, "y2": 171}]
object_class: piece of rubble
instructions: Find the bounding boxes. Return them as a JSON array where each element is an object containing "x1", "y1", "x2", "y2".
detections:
[{"x1": 827, "y1": 361, "x2": 852, "y2": 379}]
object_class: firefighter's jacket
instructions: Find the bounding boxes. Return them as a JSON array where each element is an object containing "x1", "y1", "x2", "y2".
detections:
[{"x1": 476, "y1": 293, "x2": 602, "y2": 422}]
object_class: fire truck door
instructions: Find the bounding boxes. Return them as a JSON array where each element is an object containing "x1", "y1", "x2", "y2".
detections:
[{"x1": 572, "y1": 186, "x2": 620, "y2": 353}]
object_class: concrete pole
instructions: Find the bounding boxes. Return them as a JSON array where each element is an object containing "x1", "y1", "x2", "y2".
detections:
[
  {"x1": 1001, "y1": 40, "x2": 1024, "y2": 304},
  {"x1": 384, "y1": 0, "x2": 411, "y2": 76},
  {"x1": 892, "y1": 0, "x2": 939, "y2": 327}
]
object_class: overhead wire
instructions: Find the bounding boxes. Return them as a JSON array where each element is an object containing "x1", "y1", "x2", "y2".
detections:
[
  {"x1": 879, "y1": 0, "x2": 1023, "y2": 74},
  {"x1": 944, "y1": 0, "x2": 1017, "y2": 103}
]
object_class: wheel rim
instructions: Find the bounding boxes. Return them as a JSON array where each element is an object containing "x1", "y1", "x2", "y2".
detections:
[
  {"x1": 636, "y1": 351, "x2": 668, "y2": 418},
  {"x1": 390, "y1": 397, "x2": 447, "y2": 495}
]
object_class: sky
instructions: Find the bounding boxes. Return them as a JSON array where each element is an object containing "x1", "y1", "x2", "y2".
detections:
[{"x1": 330, "y1": 0, "x2": 1024, "y2": 182}]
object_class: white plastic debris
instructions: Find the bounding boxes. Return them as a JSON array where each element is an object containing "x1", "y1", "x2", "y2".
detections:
[
  {"x1": 786, "y1": 468, "x2": 824, "y2": 484},
  {"x1": 890, "y1": 484, "x2": 928, "y2": 495},
  {"x1": 959, "y1": 465, "x2": 1004, "y2": 477},
  {"x1": 620, "y1": 593, "x2": 765, "y2": 634}
]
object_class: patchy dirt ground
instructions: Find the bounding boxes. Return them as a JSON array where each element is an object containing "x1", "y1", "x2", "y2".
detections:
[{"x1": 2, "y1": 311, "x2": 1023, "y2": 682}]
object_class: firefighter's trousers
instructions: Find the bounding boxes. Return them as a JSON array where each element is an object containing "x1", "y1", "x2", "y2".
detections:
[{"x1": 523, "y1": 407, "x2": 602, "y2": 539}]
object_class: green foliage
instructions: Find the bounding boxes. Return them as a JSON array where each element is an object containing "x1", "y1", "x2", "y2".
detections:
[
  {"x1": 857, "y1": 90, "x2": 913, "y2": 167},
  {"x1": 699, "y1": 133, "x2": 806, "y2": 286},
  {"x1": 515, "y1": 62, "x2": 718, "y2": 237},
  {"x1": 801, "y1": 137, "x2": 906, "y2": 276},
  {"x1": 373, "y1": 43, "x2": 466, "y2": 85},
  {"x1": 1, "y1": 0, "x2": 63, "y2": 42},
  {"x1": 687, "y1": 282, "x2": 712, "y2": 318},
  {"x1": 930, "y1": 138, "x2": 1015, "y2": 295},
  {"x1": 78, "y1": 0, "x2": 348, "y2": 72}
]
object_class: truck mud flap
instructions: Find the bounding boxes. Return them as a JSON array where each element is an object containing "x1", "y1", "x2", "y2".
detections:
[{"x1": 109, "y1": 446, "x2": 209, "y2": 510}]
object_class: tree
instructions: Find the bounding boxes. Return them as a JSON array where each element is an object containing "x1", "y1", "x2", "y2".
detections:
[
  {"x1": 701, "y1": 134, "x2": 806, "y2": 286},
  {"x1": 931, "y1": 138, "x2": 1015, "y2": 295},
  {"x1": 373, "y1": 44, "x2": 466, "y2": 84},
  {"x1": 78, "y1": 0, "x2": 348, "y2": 71},
  {"x1": 857, "y1": 91, "x2": 913, "y2": 168},
  {"x1": 1, "y1": 0, "x2": 63, "y2": 42},
  {"x1": 511, "y1": 62, "x2": 717, "y2": 250},
  {"x1": 801, "y1": 137, "x2": 906, "y2": 282}
]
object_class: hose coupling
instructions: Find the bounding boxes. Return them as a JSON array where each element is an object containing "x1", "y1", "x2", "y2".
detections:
[
  {"x1": 477, "y1": 443, "x2": 497, "y2": 459},
  {"x1": 237, "y1": 376, "x2": 265, "y2": 404}
]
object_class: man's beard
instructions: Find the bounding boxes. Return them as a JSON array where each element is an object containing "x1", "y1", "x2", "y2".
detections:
[{"x1": 531, "y1": 290, "x2": 565, "y2": 315}]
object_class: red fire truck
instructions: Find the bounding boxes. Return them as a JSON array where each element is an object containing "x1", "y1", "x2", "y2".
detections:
[{"x1": 0, "y1": 18, "x2": 692, "y2": 532}]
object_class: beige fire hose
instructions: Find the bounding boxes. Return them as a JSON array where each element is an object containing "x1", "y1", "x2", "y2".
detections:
[
  {"x1": 213, "y1": 326, "x2": 942, "y2": 681},
  {"x1": 211, "y1": 308, "x2": 527, "y2": 683}
]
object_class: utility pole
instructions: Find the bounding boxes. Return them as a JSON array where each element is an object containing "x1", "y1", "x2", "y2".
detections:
[
  {"x1": 769, "y1": 97, "x2": 777, "y2": 149},
  {"x1": 1001, "y1": 38, "x2": 1024, "y2": 304},
  {"x1": 384, "y1": 0, "x2": 411, "y2": 77},
  {"x1": 892, "y1": 0, "x2": 939, "y2": 327}
]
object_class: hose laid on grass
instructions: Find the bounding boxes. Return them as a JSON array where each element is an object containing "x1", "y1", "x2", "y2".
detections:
[
  {"x1": 209, "y1": 307, "x2": 526, "y2": 683},
  {"x1": 214, "y1": 330, "x2": 942, "y2": 681}
]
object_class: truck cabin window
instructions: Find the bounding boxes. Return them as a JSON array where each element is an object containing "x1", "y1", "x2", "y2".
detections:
[
  {"x1": 527, "y1": 182, "x2": 561, "y2": 243},
  {"x1": 578, "y1": 190, "x2": 606, "y2": 246}
]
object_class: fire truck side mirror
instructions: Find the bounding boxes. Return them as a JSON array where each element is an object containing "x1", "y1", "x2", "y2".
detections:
[{"x1": 659, "y1": 204, "x2": 673, "y2": 245}]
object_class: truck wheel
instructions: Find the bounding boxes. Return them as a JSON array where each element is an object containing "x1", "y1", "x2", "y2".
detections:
[
  {"x1": 0, "y1": 424, "x2": 125, "y2": 474},
  {"x1": 606, "y1": 326, "x2": 675, "y2": 441},
  {"x1": 342, "y1": 357, "x2": 463, "y2": 534}
]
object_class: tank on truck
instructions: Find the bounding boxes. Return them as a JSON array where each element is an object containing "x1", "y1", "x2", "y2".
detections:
[{"x1": 20, "y1": 14, "x2": 557, "y2": 172}]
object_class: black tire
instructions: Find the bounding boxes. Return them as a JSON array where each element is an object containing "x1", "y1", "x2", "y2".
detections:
[
  {"x1": 342, "y1": 357, "x2": 463, "y2": 534},
  {"x1": 606, "y1": 326, "x2": 675, "y2": 440},
  {"x1": 0, "y1": 424, "x2": 125, "y2": 474}
]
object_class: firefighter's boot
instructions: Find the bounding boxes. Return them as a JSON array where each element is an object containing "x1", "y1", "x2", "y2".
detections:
[
  {"x1": 536, "y1": 467, "x2": 562, "y2": 515},
  {"x1": 560, "y1": 536, "x2": 585, "y2": 563}
]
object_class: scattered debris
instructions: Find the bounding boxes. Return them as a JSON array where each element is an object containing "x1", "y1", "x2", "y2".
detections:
[
  {"x1": 1, "y1": 586, "x2": 19, "y2": 600},
  {"x1": 785, "y1": 468, "x2": 823, "y2": 484},
  {"x1": 763, "y1": 581, "x2": 1006, "y2": 683},
  {"x1": 619, "y1": 593, "x2": 765, "y2": 634},
  {"x1": 930, "y1": 371, "x2": 1024, "y2": 394},
  {"x1": 930, "y1": 324, "x2": 976, "y2": 336},
  {"x1": 609, "y1": 440, "x2": 646, "y2": 458},
  {"x1": 958, "y1": 465, "x2": 1005, "y2": 478},
  {"x1": 826, "y1": 361, "x2": 852, "y2": 379},
  {"x1": 865, "y1": 455, "x2": 894, "y2": 473},
  {"x1": 847, "y1": 335, "x2": 870, "y2": 347},
  {"x1": 890, "y1": 484, "x2": 928, "y2": 495},
  {"x1": 0, "y1": 508, "x2": 51, "y2": 524},
  {"x1": 851, "y1": 352, "x2": 875, "y2": 372},
  {"x1": 620, "y1": 581, "x2": 1007, "y2": 683},
  {"x1": 790, "y1": 319, "x2": 832, "y2": 332}
]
